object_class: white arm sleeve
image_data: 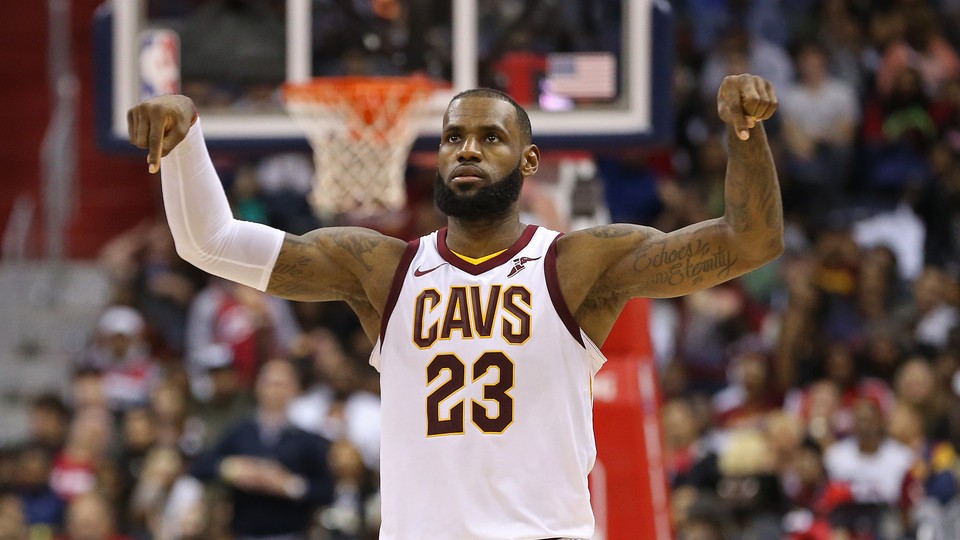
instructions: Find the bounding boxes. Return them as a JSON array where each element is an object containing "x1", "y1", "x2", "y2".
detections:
[{"x1": 160, "y1": 120, "x2": 285, "y2": 291}]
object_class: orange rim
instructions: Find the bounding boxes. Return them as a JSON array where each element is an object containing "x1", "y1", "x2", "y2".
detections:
[{"x1": 283, "y1": 76, "x2": 439, "y2": 105}]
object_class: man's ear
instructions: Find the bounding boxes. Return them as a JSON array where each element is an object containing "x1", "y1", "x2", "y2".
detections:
[{"x1": 521, "y1": 144, "x2": 540, "y2": 177}]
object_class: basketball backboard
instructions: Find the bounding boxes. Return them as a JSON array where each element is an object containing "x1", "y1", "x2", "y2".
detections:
[{"x1": 95, "y1": 0, "x2": 673, "y2": 152}]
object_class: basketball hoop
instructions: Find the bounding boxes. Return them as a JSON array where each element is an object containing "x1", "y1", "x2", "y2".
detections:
[{"x1": 283, "y1": 76, "x2": 439, "y2": 218}]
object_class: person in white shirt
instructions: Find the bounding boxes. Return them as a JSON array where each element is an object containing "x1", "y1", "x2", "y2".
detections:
[{"x1": 824, "y1": 397, "x2": 915, "y2": 505}]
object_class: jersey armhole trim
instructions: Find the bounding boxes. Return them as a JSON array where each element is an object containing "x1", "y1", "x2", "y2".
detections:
[
  {"x1": 379, "y1": 238, "x2": 421, "y2": 349},
  {"x1": 545, "y1": 234, "x2": 585, "y2": 347}
]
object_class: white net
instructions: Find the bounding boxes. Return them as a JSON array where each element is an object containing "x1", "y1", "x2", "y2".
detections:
[{"x1": 284, "y1": 77, "x2": 436, "y2": 218}]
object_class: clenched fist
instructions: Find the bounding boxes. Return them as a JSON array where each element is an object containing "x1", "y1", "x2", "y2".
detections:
[
  {"x1": 717, "y1": 74, "x2": 778, "y2": 141},
  {"x1": 127, "y1": 95, "x2": 197, "y2": 173}
]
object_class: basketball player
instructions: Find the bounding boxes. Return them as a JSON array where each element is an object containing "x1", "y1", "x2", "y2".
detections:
[{"x1": 128, "y1": 74, "x2": 782, "y2": 539}]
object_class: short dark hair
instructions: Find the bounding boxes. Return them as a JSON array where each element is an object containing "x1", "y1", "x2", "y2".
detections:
[
  {"x1": 30, "y1": 394, "x2": 70, "y2": 420},
  {"x1": 450, "y1": 88, "x2": 532, "y2": 144}
]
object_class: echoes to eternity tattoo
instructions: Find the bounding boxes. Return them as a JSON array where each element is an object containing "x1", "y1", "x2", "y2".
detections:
[{"x1": 633, "y1": 238, "x2": 738, "y2": 287}]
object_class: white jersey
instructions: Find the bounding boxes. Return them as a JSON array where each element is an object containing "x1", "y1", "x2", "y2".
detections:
[{"x1": 370, "y1": 225, "x2": 606, "y2": 540}]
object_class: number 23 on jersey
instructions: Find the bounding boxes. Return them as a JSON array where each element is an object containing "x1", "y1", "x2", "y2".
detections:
[{"x1": 426, "y1": 351, "x2": 515, "y2": 436}]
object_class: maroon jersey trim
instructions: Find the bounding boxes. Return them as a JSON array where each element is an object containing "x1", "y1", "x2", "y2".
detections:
[
  {"x1": 437, "y1": 224, "x2": 539, "y2": 275},
  {"x1": 545, "y1": 234, "x2": 585, "y2": 347},
  {"x1": 379, "y1": 238, "x2": 421, "y2": 348}
]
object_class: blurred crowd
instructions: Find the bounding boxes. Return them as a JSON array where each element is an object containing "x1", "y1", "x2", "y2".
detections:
[
  {"x1": 657, "y1": 1, "x2": 960, "y2": 539},
  {"x1": 3, "y1": 0, "x2": 960, "y2": 539}
]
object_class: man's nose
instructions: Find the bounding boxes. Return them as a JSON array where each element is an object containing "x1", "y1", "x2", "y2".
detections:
[{"x1": 456, "y1": 136, "x2": 481, "y2": 161}]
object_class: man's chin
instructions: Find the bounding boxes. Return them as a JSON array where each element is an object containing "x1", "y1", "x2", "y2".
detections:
[{"x1": 434, "y1": 165, "x2": 523, "y2": 220}]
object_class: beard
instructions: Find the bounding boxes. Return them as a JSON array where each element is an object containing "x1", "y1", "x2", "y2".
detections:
[{"x1": 434, "y1": 164, "x2": 523, "y2": 221}]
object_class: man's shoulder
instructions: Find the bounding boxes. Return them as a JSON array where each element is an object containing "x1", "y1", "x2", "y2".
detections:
[
  {"x1": 282, "y1": 422, "x2": 332, "y2": 448},
  {"x1": 878, "y1": 438, "x2": 915, "y2": 462}
]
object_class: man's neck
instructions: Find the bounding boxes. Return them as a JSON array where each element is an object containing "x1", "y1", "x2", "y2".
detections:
[
  {"x1": 858, "y1": 436, "x2": 882, "y2": 455},
  {"x1": 258, "y1": 408, "x2": 288, "y2": 428},
  {"x1": 444, "y1": 215, "x2": 526, "y2": 258}
]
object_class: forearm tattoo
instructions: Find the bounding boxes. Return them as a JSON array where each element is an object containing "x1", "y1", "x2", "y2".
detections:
[{"x1": 724, "y1": 126, "x2": 781, "y2": 238}]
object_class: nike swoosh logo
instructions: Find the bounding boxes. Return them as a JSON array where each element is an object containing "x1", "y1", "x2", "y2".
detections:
[{"x1": 414, "y1": 263, "x2": 448, "y2": 277}]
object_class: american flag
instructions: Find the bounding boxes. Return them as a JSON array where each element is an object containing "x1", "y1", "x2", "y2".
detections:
[{"x1": 544, "y1": 52, "x2": 618, "y2": 99}]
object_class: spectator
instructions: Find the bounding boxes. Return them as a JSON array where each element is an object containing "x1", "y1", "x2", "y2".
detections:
[
  {"x1": 99, "y1": 221, "x2": 204, "y2": 354},
  {"x1": 69, "y1": 370, "x2": 107, "y2": 412},
  {"x1": 896, "y1": 266, "x2": 960, "y2": 352},
  {"x1": 77, "y1": 306, "x2": 161, "y2": 413},
  {"x1": 862, "y1": 66, "x2": 937, "y2": 196},
  {"x1": 712, "y1": 337, "x2": 782, "y2": 430},
  {"x1": 127, "y1": 446, "x2": 184, "y2": 538},
  {"x1": 662, "y1": 398, "x2": 718, "y2": 490},
  {"x1": 154, "y1": 474, "x2": 209, "y2": 540},
  {"x1": 254, "y1": 153, "x2": 319, "y2": 235},
  {"x1": 875, "y1": 6, "x2": 960, "y2": 98},
  {"x1": 184, "y1": 344, "x2": 255, "y2": 454},
  {"x1": 0, "y1": 493, "x2": 28, "y2": 540},
  {"x1": 782, "y1": 439, "x2": 841, "y2": 540},
  {"x1": 894, "y1": 357, "x2": 950, "y2": 440},
  {"x1": 716, "y1": 429, "x2": 787, "y2": 537},
  {"x1": 700, "y1": 25, "x2": 794, "y2": 105},
  {"x1": 190, "y1": 358, "x2": 334, "y2": 539},
  {"x1": 288, "y1": 331, "x2": 381, "y2": 471},
  {"x1": 111, "y1": 406, "x2": 158, "y2": 532},
  {"x1": 14, "y1": 445, "x2": 65, "y2": 538},
  {"x1": 27, "y1": 395, "x2": 71, "y2": 455},
  {"x1": 780, "y1": 40, "x2": 859, "y2": 218},
  {"x1": 824, "y1": 398, "x2": 914, "y2": 505},
  {"x1": 149, "y1": 379, "x2": 190, "y2": 450},
  {"x1": 319, "y1": 440, "x2": 379, "y2": 539},
  {"x1": 855, "y1": 245, "x2": 902, "y2": 324},
  {"x1": 677, "y1": 285, "x2": 753, "y2": 393},
  {"x1": 186, "y1": 279, "x2": 300, "y2": 389},
  {"x1": 50, "y1": 408, "x2": 113, "y2": 502}
]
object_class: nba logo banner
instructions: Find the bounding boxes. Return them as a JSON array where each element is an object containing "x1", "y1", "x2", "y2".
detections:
[{"x1": 139, "y1": 29, "x2": 180, "y2": 100}]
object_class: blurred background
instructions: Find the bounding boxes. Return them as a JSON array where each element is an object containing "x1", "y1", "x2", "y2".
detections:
[{"x1": 2, "y1": 0, "x2": 960, "y2": 539}]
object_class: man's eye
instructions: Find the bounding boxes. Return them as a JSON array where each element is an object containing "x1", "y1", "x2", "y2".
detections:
[
  {"x1": 446, "y1": 135, "x2": 461, "y2": 143},
  {"x1": 485, "y1": 134, "x2": 500, "y2": 142}
]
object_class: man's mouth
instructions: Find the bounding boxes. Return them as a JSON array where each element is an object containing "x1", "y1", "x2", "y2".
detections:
[
  {"x1": 451, "y1": 166, "x2": 485, "y2": 184},
  {"x1": 452, "y1": 174, "x2": 482, "y2": 184}
]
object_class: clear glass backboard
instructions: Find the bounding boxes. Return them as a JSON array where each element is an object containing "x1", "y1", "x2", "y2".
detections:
[{"x1": 95, "y1": 0, "x2": 673, "y2": 151}]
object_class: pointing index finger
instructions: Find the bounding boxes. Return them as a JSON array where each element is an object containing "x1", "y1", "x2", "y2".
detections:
[{"x1": 146, "y1": 112, "x2": 169, "y2": 174}]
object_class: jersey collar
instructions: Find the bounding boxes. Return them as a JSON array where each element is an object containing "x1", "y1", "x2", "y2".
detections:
[{"x1": 437, "y1": 224, "x2": 538, "y2": 275}]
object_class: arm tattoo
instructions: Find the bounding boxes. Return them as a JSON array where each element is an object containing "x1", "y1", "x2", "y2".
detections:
[
  {"x1": 330, "y1": 230, "x2": 383, "y2": 273},
  {"x1": 723, "y1": 125, "x2": 782, "y2": 248},
  {"x1": 633, "y1": 237, "x2": 738, "y2": 287},
  {"x1": 588, "y1": 225, "x2": 637, "y2": 239},
  {"x1": 726, "y1": 198, "x2": 753, "y2": 233},
  {"x1": 269, "y1": 241, "x2": 319, "y2": 297}
]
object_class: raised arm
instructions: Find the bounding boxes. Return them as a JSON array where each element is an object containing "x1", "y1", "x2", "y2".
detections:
[
  {"x1": 558, "y1": 75, "x2": 783, "y2": 341},
  {"x1": 128, "y1": 96, "x2": 406, "y2": 330}
]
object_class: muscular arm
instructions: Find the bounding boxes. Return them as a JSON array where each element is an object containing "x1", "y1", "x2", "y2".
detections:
[
  {"x1": 558, "y1": 75, "x2": 784, "y2": 343},
  {"x1": 267, "y1": 227, "x2": 405, "y2": 307},
  {"x1": 130, "y1": 95, "x2": 405, "y2": 337},
  {"x1": 265, "y1": 227, "x2": 405, "y2": 342}
]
